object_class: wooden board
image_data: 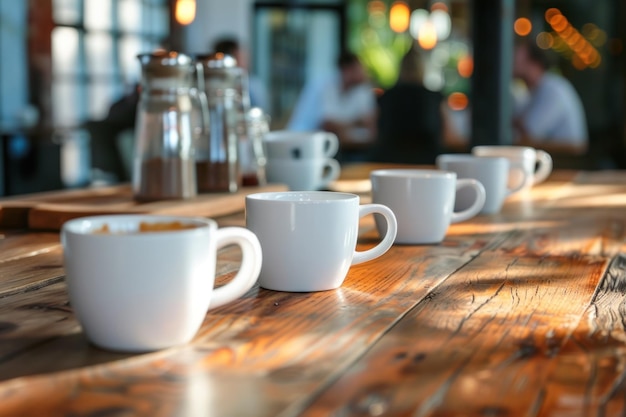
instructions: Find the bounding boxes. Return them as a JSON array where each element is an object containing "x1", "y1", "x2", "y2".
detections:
[{"x1": 0, "y1": 183, "x2": 287, "y2": 230}]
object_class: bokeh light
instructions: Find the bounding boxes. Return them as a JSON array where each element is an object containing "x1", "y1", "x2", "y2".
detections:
[
  {"x1": 544, "y1": 8, "x2": 561, "y2": 22},
  {"x1": 409, "y1": 9, "x2": 429, "y2": 40},
  {"x1": 514, "y1": 18, "x2": 532, "y2": 36},
  {"x1": 418, "y1": 20, "x2": 438, "y2": 50},
  {"x1": 457, "y1": 55, "x2": 473, "y2": 78},
  {"x1": 431, "y1": 9, "x2": 451, "y2": 41},
  {"x1": 424, "y1": 68, "x2": 444, "y2": 91},
  {"x1": 536, "y1": 32, "x2": 554, "y2": 49},
  {"x1": 367, "y1": 0, "x2": 386, "y2": 14},
  {"x1": 175, "y1": 0, "x2": 196, "y2": 25},
  {"x1": 430, "y1": 2, "x2": 449, "y2": 13},
  {"x1": 448, "y1": 92, "x2": 468, "y2": 111},
  {"x1": 389, "y1": 2, "x2": 410, "y2": 33},
  {"x1": 545, "y1": 8, "x2": 601, "y2": 71}
]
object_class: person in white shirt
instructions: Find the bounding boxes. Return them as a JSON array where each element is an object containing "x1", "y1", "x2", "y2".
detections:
[
  {"x1": 288, "y1": 52, "x2": 377, "y2": 157},
  {"x1": 512, "y1": 39, "x2": 588, "y2": 155}
]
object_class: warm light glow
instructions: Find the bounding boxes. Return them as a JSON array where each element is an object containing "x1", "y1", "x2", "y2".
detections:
[
  {"x1": 457, "y1": 55, "x2": 473, "y2": 78},
  {"x1": 571, "y1": 55, "x2": 586, "y2": 70},
  {"x1": 545, "y1": 8, "x2": 601, "y2": 71},
  {"x1": 447, "y1": 92, "x2": 468, "y2": 111},
  {"x1": 389, "y1": 2, "x2": 410, "y2": 33},
  {"x1": 514, "y1": 17, "x2": 532, "y2": 36},
  {"x1": 544, "y1": 8, "x2": 561, "y2": 22},
  {"x1": 175, "y1": 0, "x2": 196, "y2": 25},
  {"x1": 410, "y1": 9, "x2": 429, "y2": 40},
  {"x1": 549, "y1": 15, "x2": 568, "y2": 32},
  {"x1": 431, "y1": 2, "x2": 449, "y2": 13},
  {"x1": 431, "y1": 9, "x2": 451, "y2": 41},
  {"x1": 590, "y1": 54, "x2": 602, "y2": 68},
  {"x1": 582, "y1": 23, "x2": 597, "y2": 38},
  {"x1": 418, "y1": 20, "x2": 438, "y2": 50},
  {"x1": 536, "y1": 32, "x2": 554, "y2": 49},
  {"x1": 369, "y1": 10, "x2": 387, "y2": 28},
  {"x1": 368, "y1": 0, "x2": 386, "y2": 14}
]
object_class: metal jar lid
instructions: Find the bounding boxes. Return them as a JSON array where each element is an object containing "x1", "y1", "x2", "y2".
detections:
[
  {"x1": 196, "y1": 52, "x2": 238, "y2": 69},
  {"x1": 137, "y1": 51, "x2": 194, "y2": 79}
]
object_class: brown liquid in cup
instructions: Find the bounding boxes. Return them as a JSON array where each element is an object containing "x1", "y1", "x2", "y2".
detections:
[{"x1": 93, "y1": 222, "x2": 199, "y2": 234}]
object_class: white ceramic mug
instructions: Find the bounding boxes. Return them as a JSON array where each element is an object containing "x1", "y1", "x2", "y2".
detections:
[
  {"x1": 370, "y1": 169, "x2": 486, "y2": 244},
  {"x1": 246, "y1": 191, "x2": 397, "y2": 292},
  {"x1": 263, "y1": 130, "x2": 339, "y2": 160},
  {"x1": 471, "y1": 146, "x2": 552, "y2": 189},
  {"x1": 265, "y1": 158, "x2": 341, "y2": 191},
  {"x1": 62, "y1": 215, "x2": 262, "y2": 352},
  {"x1": 436, "y1": 154, "x2": 529, "y2": 214}
]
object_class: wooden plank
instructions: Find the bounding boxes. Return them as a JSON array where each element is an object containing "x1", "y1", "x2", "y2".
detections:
[
  {"x1": 538, "y1": 253, "x2": 626, "y2": 416},
  {"x1": 0, "y1": 169, "x2": 622, "y2": 417},
  {"x1": 0, "y1": 230, "x2": 504, "y2": 416},
  {"x1": 299, "y1": 171, "x2": 626, "y2": 416},
  {"x1": 299, "y1": 252, "x2": 608, "y2": 416},
  {"x1": 0, "y1": 232, "x2": 60, "y2": 263},
  {"x1": 0, "y1": 184, "x2": 287, "y2": 230},
  {"x1": 0, "y1": 184, "x2": 137, "y2": 229},
  {"x1": 0, "y1": 247, "x2": 64, "y2": 298}
]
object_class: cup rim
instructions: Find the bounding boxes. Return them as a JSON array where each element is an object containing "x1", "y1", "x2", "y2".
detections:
[
  {"x1": 472, "y1": 145, "x2": 536, "y2": 156},
  {"x1": 62, "y1": 214, "x2": 215, "y2": 237},
  {"x1": 264, "y1": 130, "x2": 330, "y2": 142},
  {"x1": 436, "y1": 154, "x2": 508, "y2": 163},
  {"x1": 370, "y1": 169, "x2": 456, "y2": 179},
  {"x1": 266, "y1": 158, "x2": 335, "y2": 165},
  {"x1": 246, "y1": 190, "x2": 358, "y2": 203}
]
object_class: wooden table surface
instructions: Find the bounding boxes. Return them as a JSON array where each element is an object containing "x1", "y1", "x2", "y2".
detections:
[{"x1": 2, "y1": 165, "x2": 626, "y2": 416}]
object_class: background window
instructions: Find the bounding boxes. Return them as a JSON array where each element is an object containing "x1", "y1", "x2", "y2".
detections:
[{"x1": 51, "y1": 0, "x2": 169, "y2": 127}]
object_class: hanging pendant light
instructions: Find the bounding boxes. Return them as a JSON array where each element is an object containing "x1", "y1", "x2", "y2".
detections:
[{"x1": 175, "y1": 0, "x2": 196, "y2": 25}]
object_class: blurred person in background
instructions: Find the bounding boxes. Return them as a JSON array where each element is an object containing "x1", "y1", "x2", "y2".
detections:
[
  {"x1": 287, "y1": 51, "x2": 377, "y2": 161},
  {"x1": 512, "y1": 39, "x2": 588, "y2": 155},
  {"x1": 371, "y1": 47, "x2": 464, "y2": 165},
  {"x1": 213, "y1": 36, "x2": 269, "y2": 113}
]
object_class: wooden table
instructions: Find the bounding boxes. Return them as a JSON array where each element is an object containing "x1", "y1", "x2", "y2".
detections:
[{"x1": 2, "y1": 166, "x2": 626, "y2": 416}]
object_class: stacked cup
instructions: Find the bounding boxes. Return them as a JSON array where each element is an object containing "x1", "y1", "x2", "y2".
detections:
[{"x1": 263, "y1": 130, "x2": 341, "y2": 191}]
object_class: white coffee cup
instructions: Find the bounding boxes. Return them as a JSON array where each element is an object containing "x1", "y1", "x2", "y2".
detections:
[
  {"x1": 435, "y1": 154, "x2": 529, "y2": 214},
  {"x1": 370, "y1": 169, "x2": 486, "y2": 244},
  {"x1": 246, "y1": 191, "x2": 397, "y2": 292},
  {"x1": 265, "y1": 158, "x2": 340, "y2": 191},
  {"x1": 263, "y1": 130, "x2": 339, "y2": 160},
  {"x1": 471, "y1": 146, "x2": 552, "y2": 189},
  {"x1": 62, "y1": 215, "x2": 262, "y2": 352}
]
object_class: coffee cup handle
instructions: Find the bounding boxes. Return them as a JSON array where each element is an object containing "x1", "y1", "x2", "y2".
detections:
[
  {"x1": 533, "y1": 150, "x2": 553, "y2": 185},
  {"x1": 506, "y1": 166, "x2": 529, "y2": 196},
  {"x1": 324, "y1": 132, "x2": 340, "y2": 158},
  {"x1": 209, "y1": 227, "x2": 262, "y2": 309},
  {"x1": 451, "y1": 179, "x2": 486, "y2": 223},
  {"x1": 352, "y1": 204, "x2": 397, "y2": 265},
  {"x1": 320, "y1": 158, "x2": 341, "y2": 186}
]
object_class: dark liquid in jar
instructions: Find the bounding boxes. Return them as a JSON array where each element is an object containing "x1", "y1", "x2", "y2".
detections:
[
  {"x1": 196, "y1": 161, "x2": 241, "y2": 192},
  {"x1": 135, "y1": 157, "x2": 196, "y2": 201},
  {"x1": 242, "y1": 173, "x2": 259, "y2": 187}
]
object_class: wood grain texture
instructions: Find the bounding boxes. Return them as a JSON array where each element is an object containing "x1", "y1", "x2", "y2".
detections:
[
  {"x1": 301, "y1": 170, "x2": 626, "y2": 416},
  {"x1": 0, "y1": 169, "x2": 625, "y2": 417},
  {"x1": 0, "y1": 183, "x2": 288, "y2": 230},
  {"x1": 0, "y1": 229, "x2": 64, "y2": 299},
  {"x1": 0, "y1": 227, "x2": 503, "y2": 416},
  {"x1": 0, "y1": 232, "x2": 60, "y2": 263},
  {"x1": 537, "y1": 253, "x2": 626, "y2": 416}
]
